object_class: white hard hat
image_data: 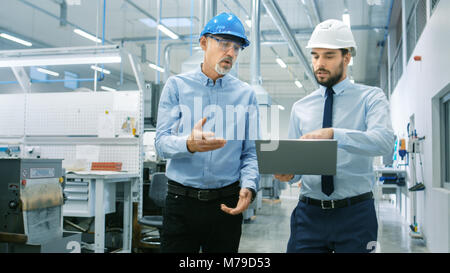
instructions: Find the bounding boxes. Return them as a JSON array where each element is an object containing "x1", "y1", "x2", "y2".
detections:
[{"x1": 306, "y1": 19, "x2": 357, "y2": 56}]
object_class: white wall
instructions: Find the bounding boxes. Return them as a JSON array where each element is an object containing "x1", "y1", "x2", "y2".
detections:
[{"x1": 389, "y1": 0, "x2": 450, "y2": 252}]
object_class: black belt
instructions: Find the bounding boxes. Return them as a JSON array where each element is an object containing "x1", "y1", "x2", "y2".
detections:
[
  {"x1": 168, "y1": 180, "x2": 240, "y2": 202},
  {"x1": 300, "y1": 192, "x2": 373, "y2": 209}
]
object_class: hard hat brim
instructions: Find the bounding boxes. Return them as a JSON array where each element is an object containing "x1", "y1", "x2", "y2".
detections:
[
  {"x1": 200, "y1": 31, "x2": 250, "y2": 48},
  {"x1": 306, "y1": 43, "x2": 357, "y2": 56}
]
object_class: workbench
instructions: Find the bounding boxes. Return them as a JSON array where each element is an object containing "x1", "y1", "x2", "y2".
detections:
[{"x1": 65, "y1": 172, "x2": 139, "y2": 253}]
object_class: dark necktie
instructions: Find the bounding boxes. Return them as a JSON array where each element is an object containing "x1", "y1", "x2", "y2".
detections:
[{"x1": 322, "y1": 87, "x2": 334, "y2": 196}]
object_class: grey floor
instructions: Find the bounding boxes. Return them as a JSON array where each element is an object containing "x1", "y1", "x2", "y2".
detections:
[{"x1": 239, "y1": 185, "x2": 429, "y2": 253}]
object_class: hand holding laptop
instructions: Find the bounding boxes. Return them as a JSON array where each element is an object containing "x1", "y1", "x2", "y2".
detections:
[
  {"x1": 300, "y1": 128, "x2": 334, "y2": 140},
  {"x1": 257, "y1": 128, "x2": 337, "y2": 178},
  {"x1": 273, "y1": 129, "x2": 335, "y2": 181}
]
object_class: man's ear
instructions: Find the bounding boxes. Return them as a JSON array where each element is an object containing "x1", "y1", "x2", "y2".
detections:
[
  {"x1": 344, "y1": 52, "x2": 351, "y2": 66},
  {"x1": 200, "y1": 36, "x2": 207, "y2": 51}
]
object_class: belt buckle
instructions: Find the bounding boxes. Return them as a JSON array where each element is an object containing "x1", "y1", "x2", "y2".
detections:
[
  {"x1": 197, "y1": 190, "x2": 210, "y2": 201},
  {"x1": 321, "y1": 200, "x2": 335, "y2": 209}
]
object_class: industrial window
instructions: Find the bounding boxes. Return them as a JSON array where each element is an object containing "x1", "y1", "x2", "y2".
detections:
[
  {"x1": 390, "y1": 40, "x2": 403, "y2": 92},
  {"x1": 442, "y1": 92, "x2": 450, "y2": 189},
  {"x1": 406, "y1": 0, "x2": 427, "y2": 61}
]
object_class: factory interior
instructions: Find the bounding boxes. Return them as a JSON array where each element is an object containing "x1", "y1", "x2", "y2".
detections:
[{"x1": 0, "y1": 0, "x2": 449, "y2": 255}]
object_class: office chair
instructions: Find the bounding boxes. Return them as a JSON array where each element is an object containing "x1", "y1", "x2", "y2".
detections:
[{"x1": 138, "y1": 172, "x2": 168, "y2": 247}]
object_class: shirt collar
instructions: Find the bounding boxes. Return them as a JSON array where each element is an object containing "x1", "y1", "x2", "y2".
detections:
[
  {"x1": 196, "y1": 63, "x2": 229, "y2": 88},
  {"x1": 319, "y1": 77, "x2": 352, "y2": 97}
]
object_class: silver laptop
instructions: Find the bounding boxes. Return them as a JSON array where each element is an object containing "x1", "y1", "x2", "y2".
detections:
[{"x1": 255, "y1": 139, "x2": 337, "y2": 175}]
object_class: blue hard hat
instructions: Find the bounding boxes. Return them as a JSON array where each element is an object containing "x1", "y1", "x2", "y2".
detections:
[{"x1": 200, "y1": 12, "x2": 250, "y2": 48}]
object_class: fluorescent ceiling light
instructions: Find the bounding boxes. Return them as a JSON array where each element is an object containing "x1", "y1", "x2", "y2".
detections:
[
  {"x1": 101, "y1": 85, "x2": 117, "y2": 92},
  {"x1": 160, "y1": 18, "x2": 192, "y2": 27},
  {"x1": 140, "y1": 17, "x2": 192, "y2": 28},
  {"x1": 0, "y1": 33, "x2": 32, "y2": 47},
  {"x1": 90, "y1": 65, "x2": 111, "y2": 74},
  {"x1": 0, "y1": 53, "x2": 121, "y2": 67},
  {"x1": 245, "y1": 19, "x2": 252, "y2": 28},
  {"x1": 275, "y1": 57, "x2": 287, "y2": 69},
  {"x1": 342, "y1": 12, "x2": 351, "y2": 27},
  {"x1": 294, "y1": 80, "x2": 303, "y2": 89},
  {"x1": 36, "y1": 67, "x2": 59, "y2": 77},
  {"x1": 278, "y1": 105, "x2": 285, "y2": 111},
  {"x1": 149, "y1": 63, "x2": 165, "y2": 72},
  {"x1": 74, "y1": 29, "x2": 102, "y2": 43},
  {"x1": 157, "y1": 24, "x2": 179, "y2": 40}
]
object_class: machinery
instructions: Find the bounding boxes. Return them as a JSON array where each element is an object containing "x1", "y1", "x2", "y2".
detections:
[{"x1": 0, "y1": 158, "x2": 68, "y2": 252}]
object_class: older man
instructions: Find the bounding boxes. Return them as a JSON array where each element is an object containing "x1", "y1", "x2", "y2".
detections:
[{"x1": 155, "y1": 12, "x2": 259, "y2": 253}]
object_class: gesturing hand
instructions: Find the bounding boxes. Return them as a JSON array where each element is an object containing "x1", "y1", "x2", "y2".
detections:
[
  {"x1": 220, "y1": 188, "x2": 252, "y2": 215},
  {"x1": 186, "y1": 117, "x2": 227, "y2": 153}
]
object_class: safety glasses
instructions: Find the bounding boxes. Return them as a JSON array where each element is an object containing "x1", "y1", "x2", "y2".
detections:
[{"x1": 207, "y1": 35, "x2": 243, "y2": 54}]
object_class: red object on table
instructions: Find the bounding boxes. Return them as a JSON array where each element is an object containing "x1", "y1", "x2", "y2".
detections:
[{"x1": 91, "y1": 162, "x2": 123, "y2": 171}]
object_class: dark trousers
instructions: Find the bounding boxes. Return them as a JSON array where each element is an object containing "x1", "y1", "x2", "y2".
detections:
[
  {"x1": 287, "y1": 198, "x2": 378, "y2": 253},
  {"x1": 161, "y1": 186, "x2": 243, "y2": 253}
]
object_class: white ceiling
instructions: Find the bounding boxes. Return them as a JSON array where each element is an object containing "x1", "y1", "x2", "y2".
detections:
[{"x1": 0, "y1": 0, "x2": 392, "y2": 101}]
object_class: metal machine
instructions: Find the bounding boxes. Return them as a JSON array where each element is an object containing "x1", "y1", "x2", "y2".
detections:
[{"x1": 0, "y1": 158, "x2": 66, "y2": 252}]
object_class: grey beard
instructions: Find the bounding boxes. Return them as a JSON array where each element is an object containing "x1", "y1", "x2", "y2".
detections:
[{"x1": 215, "y1": 62, "x2": 232, "y2": 75}]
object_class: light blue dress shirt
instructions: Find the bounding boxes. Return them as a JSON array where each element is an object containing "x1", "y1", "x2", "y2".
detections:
[
  {"x1": 155, "y1": 65, "x2": 260, "y2": 191},
  {"x1": 288, "y1": 77, "x2": 394, "y2": 200}
]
